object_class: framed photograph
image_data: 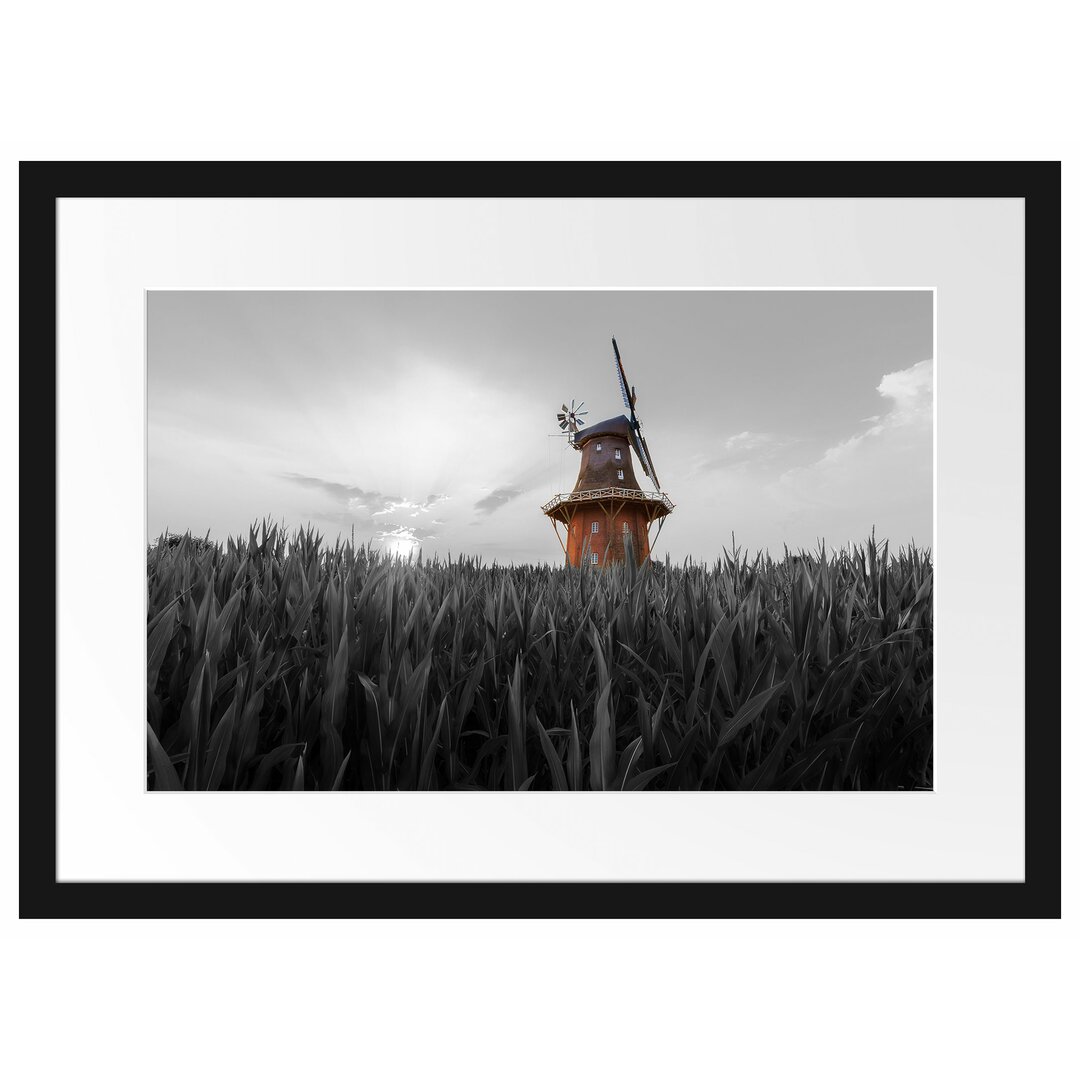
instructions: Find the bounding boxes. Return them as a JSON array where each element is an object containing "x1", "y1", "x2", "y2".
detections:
[{"x1": 20, "y1": 162, "x2": 1060, "y2": 917}]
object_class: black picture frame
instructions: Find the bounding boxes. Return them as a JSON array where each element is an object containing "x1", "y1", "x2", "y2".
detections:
[{"x1": 19, "y1": 161, "x2": 1061, "y2": 919}]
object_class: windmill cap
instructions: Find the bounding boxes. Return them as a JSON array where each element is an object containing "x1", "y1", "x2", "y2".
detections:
[{"x1": 572, "y1": 414, "x2": 633, "y2": 447}]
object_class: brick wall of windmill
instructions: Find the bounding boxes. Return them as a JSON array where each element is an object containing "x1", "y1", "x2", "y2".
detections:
[
  {"x1": 574, "y1": 435, "x2": 642, "y2": 492},
  {"x1": 566, "y1": 502, "x2": 652, "y2": 567}
]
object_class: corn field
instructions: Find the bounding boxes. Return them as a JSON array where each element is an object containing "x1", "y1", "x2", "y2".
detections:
[{"x1": 146, "y1": 525, "x2": 933, "y2": 791}]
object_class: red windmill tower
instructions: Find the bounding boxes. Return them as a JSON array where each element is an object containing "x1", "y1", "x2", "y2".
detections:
[{"x1": 542, "y1": 337, "x2": 674, "y2": 567}]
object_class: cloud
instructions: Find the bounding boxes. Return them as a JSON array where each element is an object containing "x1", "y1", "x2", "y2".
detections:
[
  {"x1": 374, "y1": 523, "x2": 440, "y2": 548},
  {"x1": 878, "y1": 359, "x2": 933, "y2": 422},
  {"x1": 724, "y1": 431, "x2": 775, "y2": 453},
  {"x1": 804, "y1": 358, "x2": 932, "y2": 470},
  {"x1": 474, "y1": 486, "x2": 526, "y2": 515},
  {"x1": 692, "y1": 431, "x2": 788, "y2": 473},
  {"x1": 282, "y1": 475, "x2": 450, "y2": 528},
  {"x1": 372, "y1": 493, "x2": 450, "y2": 518},
  {"x1": 281, "y1": 473, "x2": 399, "y2": 510},
  {"x1": 769, "y1": 359, "x2": 933, "y2": 544}
]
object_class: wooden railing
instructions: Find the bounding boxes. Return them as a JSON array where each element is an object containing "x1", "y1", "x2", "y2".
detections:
[{"x1": 541, "y1": 487, "x2": 675, "y2": 515}]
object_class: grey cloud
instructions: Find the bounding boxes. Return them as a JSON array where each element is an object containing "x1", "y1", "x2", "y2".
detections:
[
  {"x1": 474, "y1": 486, "x2": 525, "y2": 515},
  {"x1": 284, "y1": 475, "x2": 449, "y2": 546},
  {"x1": 695, "y1": 433, "x2": 792, "y2": 472},
  {"x1": 281, "y1": 473, "x2": 400, "y2": 509},
  {"x1": 724, "y1": 431, "x2": 775, "y2": 453}
]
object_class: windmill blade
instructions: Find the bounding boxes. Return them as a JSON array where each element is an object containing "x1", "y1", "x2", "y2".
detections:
[
  {"x1": 630, "y1": 427, "x2": 655, "y2": 486},
  {"x1": 639, "y1": 432, "x2": 661, "y2": 490},
  {"x1": 611, "y1": 337, "x2": 633, "y2": 413}
]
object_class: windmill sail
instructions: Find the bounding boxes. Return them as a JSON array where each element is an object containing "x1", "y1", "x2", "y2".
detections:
[
  {"x1": 638, "y1": 433, "x2": 660, "y2": 490},
  {"x1": 630, "y1": 428, "x2": 652, "y2": 482},
  {"x1": 630, "y1": 428, "x2": 660, "y2": 490},
  {"x1": 612, "y1": 337, "x2": 660, "y2": 490},
  {"x1": 612, "y1": 337, "x2": 633, "y2": 412}
]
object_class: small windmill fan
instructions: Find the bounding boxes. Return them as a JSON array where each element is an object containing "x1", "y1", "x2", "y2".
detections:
[{"x1": 556, "y1": 399, "x2": 588, "y2": 440}]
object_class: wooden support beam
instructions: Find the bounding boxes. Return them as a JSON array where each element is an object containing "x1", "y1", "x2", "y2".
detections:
[
  {"x1": 549, "y1": 515, "x2": 568, "y2": 558},
  {"x1": 651, "y1": 514, "x2": 668, "y2": 550}
]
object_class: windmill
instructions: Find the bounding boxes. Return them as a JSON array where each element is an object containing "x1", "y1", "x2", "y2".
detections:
[{"x1": 541, "y1": 337, "x2": 674, "y2": 567}]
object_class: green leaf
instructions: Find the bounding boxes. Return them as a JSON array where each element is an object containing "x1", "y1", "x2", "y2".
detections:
[
  {"x1": 568, "y1": 703, "x2": 583, "y2": 791},
  {"x1": 589, "y1": 682, "x2": 615, "y2": 791},
  {"x1": 506, "y1": 657, "x2": 528, "y2": 792},
  {"x1": 146, "y1": 601, "x2": 178, "y2": 692},
  {"x1": 716, "y1": 680, "x2": 790, "y2": 749},
  {"x1": 330, "y1": 751, "x2": 352, "y2": 791},
  {"x1": 615, "y1": 737, "x2": 644, "y2": 790},
  {"x1": 203, "y1": 701, "x2": 236, "y2": 791},
  {"x1": 530, "y1": 710, "x2": 568, "y2": 791},
  {"x1": 624, "y1": 763, "x2": 673, "y2": 791},
  {"x1": 147, "y1": 722, "x2": 182, "y2": 791}
]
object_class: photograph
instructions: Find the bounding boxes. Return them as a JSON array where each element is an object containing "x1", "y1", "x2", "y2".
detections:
[
  {"x1": 146, "y1": 288, "x2": 934, "y2": 792},
  {"x1": 8, "y1": 8, "x2": 1068, "y2": 1074},
  {"x1": 24, "y1": 159, "x2": 1056, "y2": 919}
]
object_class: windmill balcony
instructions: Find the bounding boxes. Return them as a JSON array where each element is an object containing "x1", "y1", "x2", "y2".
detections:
[{"x1": 541, "y1": 487, "x2": 675, "y2": 516}]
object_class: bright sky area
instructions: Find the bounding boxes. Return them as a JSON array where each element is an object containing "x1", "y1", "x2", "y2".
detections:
[{"x1": 148, "y1": 289, "x2": 933, "y2": 563}]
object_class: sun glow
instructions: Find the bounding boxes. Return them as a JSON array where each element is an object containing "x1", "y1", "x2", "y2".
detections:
[{"x1": 383, "y1": 535, "x2": 419, "y2": 561}]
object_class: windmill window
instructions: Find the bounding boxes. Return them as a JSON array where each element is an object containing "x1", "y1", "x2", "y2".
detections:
[
  {"x1": 591, "y1": 521, "x2": 599, "y2": 534},
  {"x1": 590, "y1": 552, "x2": 599, "y2": 565},
  {"x1": 595, "y1": 444, "x2": 602, "y2": 452},
  {"x1": 622, "y1": 522, "x2": 630, "y2": 534},
  {"x1": 614, "y1": 449, "x2": 621, "y2": 460},
  {"x1": 617, "y1": 469, "x2": 624, "y2": 480}
]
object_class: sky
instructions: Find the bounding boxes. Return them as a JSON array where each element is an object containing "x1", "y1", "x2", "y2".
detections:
[{"x1": 147, "y1": 290, "x2": 933, "y2": 563}]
